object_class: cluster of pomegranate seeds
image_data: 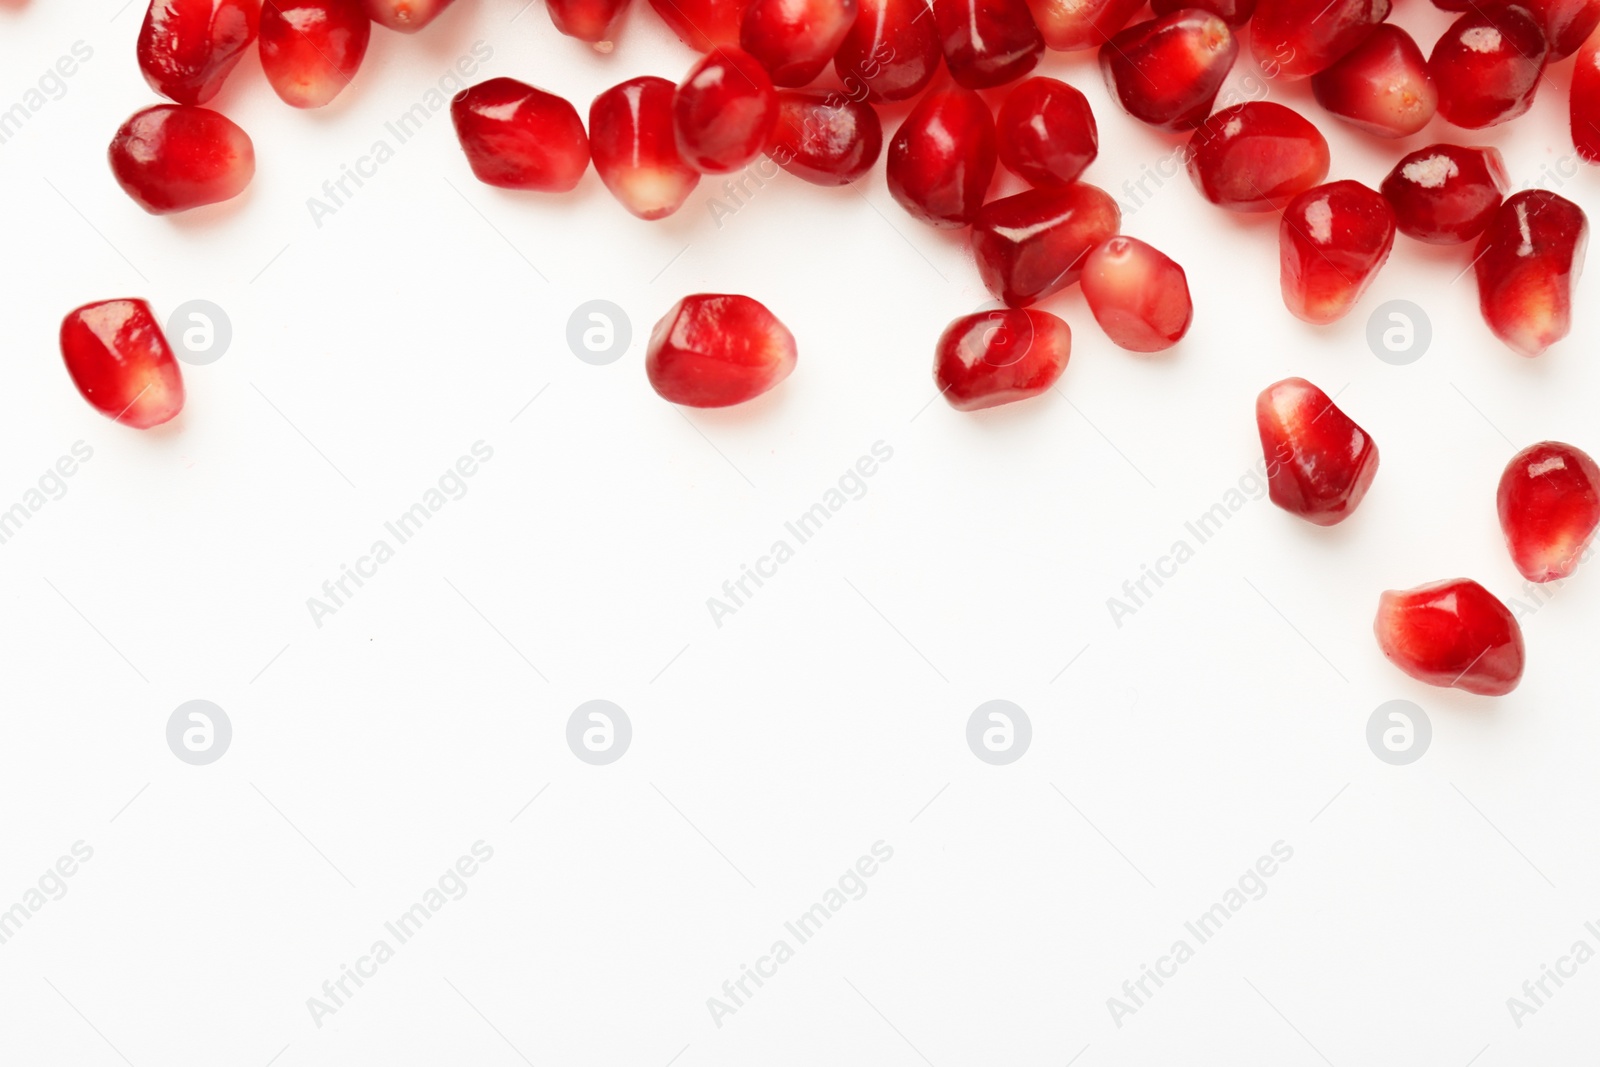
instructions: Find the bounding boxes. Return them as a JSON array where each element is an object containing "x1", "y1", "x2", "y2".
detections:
[
  {"x1": 590, "y1": 77, "x2": 701, "y2": 218},
  {"x1": 1380, "y1": 144, "x2": 1508, "y2": 244},
  {"x1": 1311, "y1": 25, "x2": 1437, "y2": 138},
  {"x1": 110, "y1": 104, "x2": 256, "y2": 214},
  {"x1": 934, "y1": 310, "x2": 1071, "y2": 410},
  {"x1": 768, "y1": 92, "x2": 883, "y2": 184},
  {"x1": 1499, "y1": 443, "x2": 1600, "y2": 582},
  {"x1": 260, "y1": 0, "x2": 371, "y2": 108},
  {"x1": 972, "y1": 185, "x2": 1122, "y2": 307},
  {"x1": 1280, "y1": 181, "x2": 1397, "y2": 325},
  {"x1": 833, "y1": 0, "x2": 941, "y2": 100},
  {"x1": 1429, "y1": 6, "x2": 1549, "y2": 129},
  {"x1": 1186, "y1": 102, "x2": 1331, "y2": 212},
  {"x1": 1474, "y1": 190, "x2": 1588, "y2": 358},
  {"x1": 1101, "y1": 10, "x2": 1238, "y2": 131},
  {"x1": 138, "y1": 0, "x2": 260, "y2": 105},
  {"x1": 674, "y1": 48, "x2": 779, "y2": 172},
  {"x1": 741, "y1": 0, "x2": 857, "y2": 85},
  {"x1": 451, "y1": 78, "x2": 591, "y2": 192},
  {"x1": 1375, "y1": 580, "x2": 1527, "y2": 696},
  {"x1": 1080, "y1": 237, "x2": 1192, "y2": 352},
  {"x1": 995, "y1": 77, "x2": 1097, "y2": 186},
  {"x1": 1256, "y1": 378, "x2": 1380, "y2": 526},
  {"x1": 646, "y1": 295, "x2": 797, "y2": 407},
  {"x1": 60, "y1": 301, "x2": 186, "y2": 430},
  {"x1": 887, "y1": 86, "x2": 995, "y2": 228}
]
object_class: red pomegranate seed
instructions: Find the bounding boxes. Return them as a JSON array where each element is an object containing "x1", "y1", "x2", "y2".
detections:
[
  {"x1": 451, "y1": 78, "x2": 589, "y2": 192},
  {"x1": 1186, "y1": 102, "x2": 1330, "y2": 212},
  {"x1": 767, "y1": 91, "x2": 882, "y2": 184},
  {"x1": 363, "y1": 0, "x2": 454, "y2": 30},
  {"x1": 1474, "y1": 190, "x2": 1588, "y2": 358},
  {"x1": 971, "y1": 184, "x2": 1121, "y2": 306},
  {"x1": 647, "y1": 294, "x2": 797, "y2": 407},
  {"x1": 886, "y1": 86, "x2": 996, "y2": 228},
  {"x1": 1100, "y1": 10, "x2": 1238, "y2": 132},
  {"x1": 1250, "y1": 0, "x2": 1389, "y2": 79},
  {"x1": 1310, "y1": 25, "x2": 1436, "y2": 138},
  {"x1": 259, "y1": 0, "x2": 370, "y2": 109},
  {"x1": 1524, "y1": 0, "x2": 1600, "y2": 57},
  {"x1": 932, "y1": 0, "x2": 1044, "y2": 88},
  {"x1": 60, "y1": 300, "x2": 185, "y2": 430},
  {"x1": 1380, "y1": 144, "x2": 1507, "y2": 244},
  {"x1": 1499, "y1": 441, "x2": 1600, "y2": 582},
  {"x1": 1151, "y1": 0, "x2": 1254, "y2": 27},
  {"x1": 995, "y1": 77, "x2": 1097, "y2": 188},
  {"x1": 1256, "y1": 377, "x2": 1378, "y2": 526},
  {"x1": 547, "y1": 0, "x2": 631, "y2": 44},
  {"x1": 934, "y1": 309, "x2": 1071, "y2": 410},
  {"x1": 674, "y1": 48, "x2": 779, "y2": 173},
  {"x1": 1430, "y1": 6, "x2": 1548, "y2": 129},
  {"x1": 1280, "y1": 181, "x2": 1396, "y2": 325},
  {"x1": 1080, "y1": 237, "x2": 1192, "y2": 352},
  {"x1": 1375, "y1": 579, "x2": 1525, "y2": 696},
  {"x1": 109, "y1": 104, "x2": 255, "y2": 214},
  {"x1": 1575, "y1": 30, "x2": 1600, "y2": 162},
  {"x1": 138, "y1": 0, "x2": 260, "y2": 105},
  {"x1": 590, "y1": 76, "x2": 700, "y2": 220},
  {"x1": 650, "y1": 0, "x2": 745, "y2": 50},
  {"x1": 741, "y1": 0, "x2": 857, "y2": 85},
  {"x1": 833, "y1": 0, "x2": 941, "y2": 101},
  {"x1": 1023, "y1": 0, "x2": 1142, "y2": 50}
]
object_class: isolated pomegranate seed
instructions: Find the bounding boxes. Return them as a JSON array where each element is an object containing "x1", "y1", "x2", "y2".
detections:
[
  {"x1": 886, "y1": 86, "x2": 996, "y2": 228},
  {"x1": 138, "y1": 0, "x2": 260, "y2": 105},
  {"x1": 1524, "y1": 0, "x2": 1600, "y2": 57},
  {"x1": 1474, "y1": 190, "x2": 1588, "y2": 358},
  {"x1": 1256, "y1": 377, "x2": 1379, "y2": 526},
  {"x1": 1250, "y1": 0, "x2": 1389, "y2": 79},
  {"x1": 647, "y1": 294, "x2": 797, "y2": 407},
  {"x1": 1186, "y1": 103, "x2": 1330, "y2": 212},
  {"x1": 650, "y1": 0, "x2": 746, "y2": 49},
  {"x1": 741, "y1": 0, "x2": 857, "y2": 85},
  {"x1": 1375, "y1": 579, "x2": 1525, "y2": 696},
  {"x1": 1023, "y1": 0, "x2": 1142, "y2": 50},
  {"x1": 1575, "y1": 30, "x2": 1600, "y2": 162},
  {"x1": 1430, "y1": 6, "x2": 1548, "y2": 129},
  {"x1": 934, "y1": 309, "x2": 1071, "y2": 410},
  {"x1": 833, "y1": 0, "x2": 941, "y2": 101},
  {"x1": 1380, "y1": 144, "x2": 1507, "y2": 244},
  {"x1": 590, "y1": 77, "x2": 700, "y2": 220},
  {"x1": 451, "y1": 79, "x2": 590, "y2": 192},
  {"x1": 1499, "y1": 442, "x2": 1600, "y2": 582},
  {"x1": 109, "y1": 104, "x2": 255, "y2": 214},
  {"x1": 1280, "y1": 181, "x2": 1396, "y2": 325},
  {"x1": 1151, "y1": 0, "x2": 1254, "y2": 27},
  {"x1": 259, "y1": 0, "x2": 370, "y2": 109},
  {"x1": 1080, "y1": 237, "x2": 1192, "y2": 352},
  {"x1": 932, "y1": 0, "x2": 1044, "y2": 87},
  {"x1": 767, "y1": 92, "x2": 882, "y2": 184},
  {"x1": 1310, "y1": 25, "x2": 1436, "y2": 138},
  {"x1": 60, "y1": 300, "x2": 186, "y2": 430},
  {"x1": 971, "y1": 184, "x2": 1121, "y2": 306},
  {"x1": 1100, "y1": 10, "x2": 1238, "y2": 132},
  {"x1": 364, "y1": 0, "x2": 454, "y2": 30},
  {"x1": 674, "y1": 48, "x2": 779, "y2": 173},
  {"x1": 995, "y1": 77, "x2": 1097, "y2": 187},
  {"x1": 547, "y1": 0, "x2": 631, "y2": 44}
]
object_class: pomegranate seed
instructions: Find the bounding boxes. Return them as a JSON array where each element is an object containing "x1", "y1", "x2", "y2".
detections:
[
  {"x1": 934, "y1": 309, "x2": 1071, "y2": 410},
  {"x1": 1474, "y1": 190, "x2": 1588, "y2": 358},
  {"x1": 1499, "y1": 441, "x2": 1600, "y2": 582},
  {"x1": 767, "y1": 91, "x2": 882, "y2": 184},
  {"x1": 363, "y1": 0, "x2": 454, "y2": 30},
  {"x1": 1080, "y1": 237, "x2": 1192, "y2": 352},
  {"x1": 1151, "y1": 0, "x2": 1254, "y2": 27},
  {"x1": 547, "y1": 0, "x2": 631, "y2": 44},
  {"x1": 675, "y1": 48, "x2": 779, "y2": 173},
  {"x1": 650, "y1": 0, "x2": 746, "y2": 50},
  {"x1": 138, "y1": 0, "x2": 260, "y2": 105},
  {"x1": 971, "y1": 184, "x2": 1121, "y2": 306},
  {"x1": 259, "y1": 0, "x2": 370, "y2": 109},
  {"x1": 1256, "y1": 377, "x2": 1379, "y2": 526},
  {"x1": 1575, "y1": 30, "x2": 1600, "y2": 162},
  {"x1": 1380, "y1": 144, "x2": 1507, "y2": 245},
  {"x1": 1100, "y1": 10, "x2": 1238, "y2": 132},
  {"x1": 590, "y1": 76, "x2": 700, "y2": 220},
  {"x1": 833, "y1": 0, "x2": 941, "y2": 102},
  {"x1": 1430, "y1": 6, "x2": 1548, "y2": 129},
  {"x1": 742, "y1": 0, "x2": 857, "y2": 85},
  {"x1": 1524, "y1": 0, "x2": 1600, "y2": 57},
  {"x1": 995, "y1": 77, "x2": 1097, "y2": 187},
  {"x1": 1310, "y1": 25, "x2": 1436, "y2": 138},
  {"x1": 1251, "y1": 0, "x2": 1388, "y2": 79},
  {"x1": 886, "y1": 85, "x2": 996, "y2": 228},
  {"x1": 1280, "y1": 181, "x2": 1396, "y2": 325},
  {"x1": 451, "y1": 79, "x2": 589, "y2": 192},
  {"x1": 932, "y1": 0, "x2": 1044, "y2": 88},
  {"x1": 60, "y1": 300, "x2": 185, "y2": 430},
  {"x1": 1186, "y1": 102, "x2": 1330, "y2": 212},
  {"x1": 647, "y1": 294, "x2": 797, "y2": 407},
  {"x1": 1374, "y1": 579, "x2": 1525, "y2": 696},
  {"x1": 1023, "y1": 0, "x2": 1142, "y2": 51},
  {"x1": 109, "y1": 104, "x2": 254, "y2": 214}
]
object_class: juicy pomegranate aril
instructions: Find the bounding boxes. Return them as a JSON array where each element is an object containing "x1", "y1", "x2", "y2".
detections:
[
  {"x1": 1575, "y1": 30, "x2": 1600, "y2": 163},
  {"x1": 1310, "y1": 24, "x2": 1437, "y2": 138},
  {"x1": 547, "y1": 0, "x2": 632, "y2": 45},
  {"x1": 1380, "y1": 144, "x2": 1507, "y2": 245},
  {"x1": 364, "y1": 0, "x2": 455, "y2": 31},
  {"x1": 1375, "y1": 579, "x2": 1526, "y2": 696},
  {"x1": 742, "y1": 0, "x2": 857, "y2": 86},
  {"x1": 60, "y1": 300, "x2": 185, "y2": 430},
  {"x1": 260, "y1": 0, "x2": 370, "y2": 109},
  {"x1": 1474, "y1": 190, "x2": 1588, "y2": 358},
  {"x1": 833, "y1": 0, "x2": 941, "y2": 102},
  {"x1": 647, "y1": 295, "x2": 797, "y2": 407},
  {"x1": 1251, "y1": 0, "x2": 1389, "y2": 79},
  {"x1": 996, "y1": 77, "x2": 1097, "y2": 187},
  {"x1": 1024, "y1": 0, "x2": 1141, "y2": 50},
  {"x1": 1498, "y1": 441, "x2": 1600, "y2": 582},
  {"x1": 768, "y1": 92, "x2": 883, "y2": 185},
  {"x1": 886, "y1": 86, "x2": 996, "y2": 228},
  {"x1": 1256, "y1": 377, "x2": 1379, "y2": 526},
  {"x1": 1525, "y1": 0, "x2": 1600, "y2": 57},
  {"x1": 675, "y1": 48, "x2": 779, "y2": 173},
  {"x1": 973, "y1": 185, "x2": 1121, "y2": 307},
  {"x1": 1186, "y1": 103, "x2": 1330, "y2": 212},
  {"x1": 1080, "y1": 237, "x2": 1192, "y2": 352},
  {"x1": 932, "y1": 0, "x2": 1044, "y2": 88},
  {"x1": 138, "y1": 0, "x2": 260, "y2": 106},
  {"x1": 1100, "y1": 10, "x2": 1238, "y2": 132},
  {"x1": 1430, "y1": 6, "x2": 1549, "y2": 129},
  {"x1": 935, "y1": 309, "x2": 1071, "y2": 410},
  {"x1": 451, "y1": 79, "x2": 590, "y2": 192},
  {"x1": 590, "y1": 76, "x2": 700, "y2": 219},
  {"x1": 650, "y1": 0, "x2": 745, "y2": 50},
  {"x1": 110, "y1": 104, "x2": 255, "y2": 214},
  {"x1": 1280, "y1": 181, "x2": 1396, "y2": 325}
]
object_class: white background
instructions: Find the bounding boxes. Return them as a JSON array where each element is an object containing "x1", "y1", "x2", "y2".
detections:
[{"x1": 2, "y1": 0, "x2": 1599, "y2": 1062}]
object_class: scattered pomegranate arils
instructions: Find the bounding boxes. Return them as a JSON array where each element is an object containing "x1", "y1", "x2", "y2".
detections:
[
  {"x1": 971, "y1": 184, "x2": 1121, "y2": 307},
  {"x1": 650, "y1": 0, "x2": 746, "y2": 50},
  {"x1": 1523, "y1": 0, "x2": 1600, "y2": 57},
  {"x1": 674, "y1": 48, "x2": 779, "y2": 173},
  {"x1": 647, "y1": 294, "x2": 797, "y2": 407},
  {"x1": 741, "y1": 0, "x2": 857, "y2": 85},
  {"x1": 60, "y1": 300, "x2": 185, "y2": 430},
  {"x1": 547, "y1": 0, "x2": 631, "y2": 44},
  {"x1": 1380, "y1": 144, "x2": 1507, "y2": 245},
  {"x1": 1256, "y1": 377, "x2": 1379, "y2": 526},
  {"x1": 138, "y1": 0, "x2": 260, "y2": 106},
  {"x1": 934, "y1": 309, "x2": 1071, "y2": 410},
  {"x1": 1024, "y1": 0, "x2": 1142, "y2": 50},
  {"x1": 767, "y1": 91, "x2": 883, "y2": 184},
  {"x1": 450, "y1": 78, "x2": 590, "y2": 192},
  {"x1": 1430, "y1": 6, "x2": 1548, "y2": 129},
  {"x1": 109, "y1": 104, "x2": 255, "y2": 214},
  {"x1": 1280, "y1": 181, "x2": 1396, "y2": 325},
  {"x1": 1575, "y1": 30, "x2": 1600, "y2": 162},
  {"x1": 1080, "y1": 237, "x2": 1192, "y2": 352},
  {"x1": 1250, "y1": 0, "x2": 1390, "y2": 79},
  {"x1": 363, "y1": 0, "x2": 455, "y2": 31},
  {"x1": 1498, "y1": 441, "x2": 1600, "y2": 582},
  {"x1": 1186, "y1": 102, "x2": 1330, "y2": 213},
  {"x1": 886, "y1": 85, "x2": 996, "y2": 228},
  {"x1": 590, "y1": 76, "x2": 700, "y2": 220},
  {"x1": 932, "y1": 0, "x2": 1044, "y2": 87},
  {"x1": 1375, "y1": 579, "x2": 1525, "y2": 696},
  {"x1": 995, "y1": 77, "x2": 1097, "y2": 187},
  {"x1": 1474, "y1": 190, "x2": 1588, "y2": 358},
  {"x1": 1310, "y1": 25, "x2": 1436, "y2": 138},
  {"x1": 259, "y1": 0, "x2": 370, "y2": 109},
  {"x1": 1151, "y1": 0, "x2": 1254, "y2": 27},
  {"x1": 834, "y1": 0, "x2": 941, "y2": 101},
  {"x1": 1100, "y1": 10, "x2": 1238, "y2": 132}
]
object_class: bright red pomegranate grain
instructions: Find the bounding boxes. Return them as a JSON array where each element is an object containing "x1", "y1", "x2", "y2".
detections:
[
  {"x1": 1024, "y1": 0, "x2": 1142, "y2": 50},
  {"x1": 647, "y1": 294, "x2": 797, "y2": 407},
  {"x1": 1280, "y1": 181, "x2": 1396, "y2": 325},
  {"x1": 547, "y1": 0, "x2": 631, "y2": 44},
  {"x1": 1430, "y1": 6, "x2": 1549, "y2": 129},
  {"x1": 1523, "y1": 0, "x2": 1600, "y2": 57},
  {"x1": 934, "y1": 309, "x2": 1071, "y2": 410},
  {"x1": 1380, "y1": 144, "x2": 1507, "y2": 244},
  {"x1": 1250, "y1": 0, "x2": 1389, "y2": 79},
  {"x1": 932, "y1": 0, "x2": 1044, "y2": 88},
  {"x1": 1474, "y1": 190, "x2": 1588, "y2": 358},
  {"x1": 741, "y1": 0, "x2": 857, "y2": 85},
  {"x1": 1100, "y1": 10, "x2": 1238, "y2": 132},
  {"x1": 650, "y1": 0, "x2": 746, "y2": 50},
  {"x1": 363, "y1": 0, "x2": 455, "y2": 30},
  {"x1": 1186, "y1": 102, "x2": 1330, "y2": 212},
  {"x1": 971, "y1": 184, "x2": 1121, "y2": 307},
  {"x1": 886, "y1": 85, "x2": 996, "y2": 228},
  {"x1": 1375, "y1": 579, "x2": 1525, "y2": 696},
  {"x1": 138, "y1": 0, "x2": 260, "y2": 106},
  {"x1": 1080, "y1": 237, "x2": 1192, "y2": 352},
  {"x1": 674, "y1": 48, "x2": 779, "y2": 173},
  {"x1": 767, "y1": 91, "x2": 882, "y2": 184},
  {"x1": 833, "y1": 0, "x2": 941, "y2": 101},
  {"x1": 60, "y1": 299, "x2": 185, "y2": 430},
  {"x1": 259, "y1": 0, "x2": 370, "y2": 109},
  {"x1": 1310, "y1": 25, "x2": 1437, "y2": 138},
  {"x1": 109, "y1": 104, "x2": 255, "y2": 214},
  {"x1": 451, "y1": 78, "x2": 590, "y2": 192},
  {"x1": 1151, "y1": 0, "x2": 1254, "y2": 27},
  {"x1": 1575, "y1": 30, "x2": 1600, "y2": 162},
  {"x1": 995, "y1": 77, "x2": 1097, "y2": 188},
  {"x1": 1498, "y1": 441, "x2": 1600, "y2": 582},
  {"x1": 1257, "y1": 377, "x2": 1379, "y2": 526},
  {"x1": 590, "y1": 76, "x2": 701, "y2": 220}
]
